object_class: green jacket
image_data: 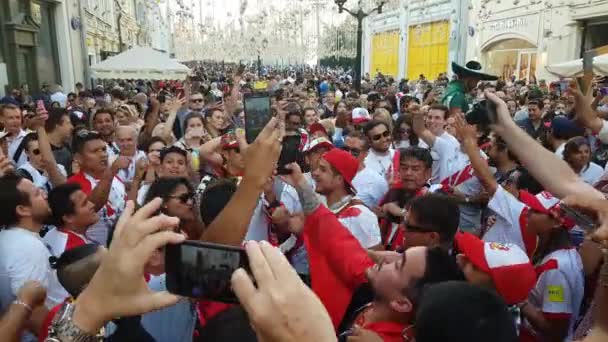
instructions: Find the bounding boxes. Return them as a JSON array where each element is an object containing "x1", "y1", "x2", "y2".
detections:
[{"x1": 441, "y1": 80, "x2": 469, "y2": 112}]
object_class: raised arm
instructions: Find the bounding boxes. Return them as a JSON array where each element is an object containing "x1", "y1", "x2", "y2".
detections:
[
  {"x1": 411, "y1": 108, "x2": 437, "y2": 147},
  {"x1": 487, "y1": 91, "x2": 603, "y2": 200},
  {"x1": 200, "y1": 117, "x2": 283, "y2": 245},
  {"x1": 454, "y1": 113, "x2": 498, "y2": 195},
  {"x1": 162, "y1": 96, "x2": 186, "y2": 143},
  {"x1": 32, "y1": 115, "x2": 66, "y2": 186},
  {"x1": 571, "y1": 83, "x2": 604, "y2": 133},
  {"x1": 141, "y1": 97, "x2": 161, "y2": 142},
  {"x1": 197, "y1": 136, "x2": 223, "y2": 166}
]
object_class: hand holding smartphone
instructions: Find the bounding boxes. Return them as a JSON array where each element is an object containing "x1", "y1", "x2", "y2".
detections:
[
  {"x1": 165, "y1": 241, "x2": 249, "y2": 303},
  {"x1": 36, "y1": 100, "x2": 48, "y2": 121},
  {"x1": 244, "y1": 93, "x2": 272, "y2": 144}
]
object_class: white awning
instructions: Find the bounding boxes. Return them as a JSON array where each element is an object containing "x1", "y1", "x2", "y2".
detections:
[
  {"x1": 545, "y1": 54, "x2": 608, "y2": 78},
  {"x1": 91, "y1": 47, "x2": 191, "y2": 80}
]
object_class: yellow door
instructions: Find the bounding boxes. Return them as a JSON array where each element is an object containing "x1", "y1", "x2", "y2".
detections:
[
  {"x1": 407, "y1": 21, "x2": 450, "y2": 80},
  {"x1": 370, "y1": 30, "x2": 400, "y2": 78}
]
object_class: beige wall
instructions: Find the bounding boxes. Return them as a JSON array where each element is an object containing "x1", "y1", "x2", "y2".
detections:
[{"x1": 466, "y1": 0, "x2": 608, "y2": 81}]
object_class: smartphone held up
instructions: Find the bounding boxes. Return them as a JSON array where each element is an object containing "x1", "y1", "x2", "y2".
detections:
[
  {"x1": 165, "y1": 241, "x2": 249, "y2": 303},
  {"x1": 243, "y1": 92, "x2": 272, "y2": 144}
]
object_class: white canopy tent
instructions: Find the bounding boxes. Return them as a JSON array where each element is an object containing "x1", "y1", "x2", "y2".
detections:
[
  {"x1": 91, "y1": 47, "x2": 191, "y2": 80},
  {"x1": 546, "y1": 54, "x2": 608, "y2": 78}
]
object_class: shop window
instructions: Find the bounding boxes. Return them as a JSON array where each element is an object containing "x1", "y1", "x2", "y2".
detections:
[
  {"x1": 483, "y1": 38, "x2": 537, "y2": 82},
  {"x1": 584, "y1": 20, "x2": 608, "y2": 52}
]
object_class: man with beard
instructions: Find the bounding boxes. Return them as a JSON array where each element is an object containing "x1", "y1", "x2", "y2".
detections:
[
  {"x1": 312, "y1": 148, "x2": 382, "y2": 249},
  {"x1": 67, "y1": 130, "x2": 130, "y2": 245},
  {"x1": 363, "y1": 120, "x2": 397, "y2": 181},
  {"x1": 91, "y1": 108, "x2": 119, "y2": 158},
  {"x1": 0, "y1": 174, "x2": 56, "y2": 340},
  {"x1": 281, "y1": 163, "x2": 463, "y2": 340}
]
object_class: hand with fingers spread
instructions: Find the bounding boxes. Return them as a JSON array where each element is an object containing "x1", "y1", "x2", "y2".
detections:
[
  {"x1": 231, "y1": 241, "x2": 335, "y2": 342},
  {"x1": 71, "y1": 199, "x2": 185, "y2": 334},
  {"x1": 570, "y1": 82, "x2": 603, "y2": 133},
  {"x1": 168, "y1": 95, "x2": 187, "y2": 114},
  {"x1": 243, "y1": 117, "x2": 285, "y2": 189}
]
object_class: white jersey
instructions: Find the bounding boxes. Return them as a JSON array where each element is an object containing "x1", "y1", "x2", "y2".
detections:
[
  {"x1": 363, "y1": 148, "x2": 395, "y2": 181},
  {"x1": 331, "y1": 197, "x2": 381, "y2": 249},
  {"x1": 524, "y1": 249, "x2": 584, "y2": 342},
  {"x1": 484, "y1": 186, "x2": 537, "y2": 257},
  {"x1": 432, "y1": 134, "x2": 485, "y2": 232},
  {"x1": 579, "y1": 162, "x2": 603, "y2": 185}
]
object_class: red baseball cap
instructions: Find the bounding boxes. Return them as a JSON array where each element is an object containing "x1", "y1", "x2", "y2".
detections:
[
  {"x1": 308, "y1": 123, "x2": 328, "y2": 137},
  {"x1": 518, "y1": 190, "x2": 575, "y2": 229},
  {"x1": 352, "y1": 107, "x2": 371, "y2": 125},
  {"x1": 455, "y1": 232, "x2": 536, "y2": 305},
  {"x1": 322, "y1": 148, "x2": 359, "y2": 192}
]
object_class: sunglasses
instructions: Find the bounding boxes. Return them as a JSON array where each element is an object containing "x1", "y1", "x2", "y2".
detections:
[
  {"x1": 190, "y1": 99, "x2": 204, "y2": 103},
  {"x1": 341, "y1": 146, "x2": 361, "y2": 157},
  {"x1": 403, "y1": 219, "x2": 436, "y2": 233},
  {"x1": 168, "y1": 192, "x2": 195, "y2": 204},
  {"x1": 371, "y1": 130, "x2": 390, "y2": 141}
]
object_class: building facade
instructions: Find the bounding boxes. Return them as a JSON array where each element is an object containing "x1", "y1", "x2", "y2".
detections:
[
  {"x1": 0, "y1": 0, "x2": 86, "y2": 96},
  {"x1": 362, "y1": 0, "x2": 468, "y2": 80},
  {"x1": 466, "y1": 0, "x2": 608, "y2": 82}
]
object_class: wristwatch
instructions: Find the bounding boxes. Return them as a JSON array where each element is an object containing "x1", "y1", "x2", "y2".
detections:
[{"x1": 46, "y1": 302, "x2": 104, "y2": 342}]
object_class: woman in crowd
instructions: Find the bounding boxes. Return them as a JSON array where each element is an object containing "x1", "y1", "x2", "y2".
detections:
[{"x1": 563, "y1": 136, "x2": 604, "y2": 185}]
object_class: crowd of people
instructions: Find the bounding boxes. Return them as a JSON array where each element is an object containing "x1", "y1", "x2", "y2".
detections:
[{"x1": 0, "y1": 59, "x2": 608, "y2": 342}]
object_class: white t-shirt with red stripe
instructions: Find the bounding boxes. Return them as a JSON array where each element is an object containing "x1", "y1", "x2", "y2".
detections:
[
  {"x1": 524, "y1": 248, "x2": 584, "y2": 341},
  {"x1": 331, "y1": 198, "x2": 381, "y2": 249},
  {"x1": 43, "y1": 228, "x2": 89, "y2": 258},
  {"x1": 484, "y1": 186, "x2": 538, "y2": 257}
]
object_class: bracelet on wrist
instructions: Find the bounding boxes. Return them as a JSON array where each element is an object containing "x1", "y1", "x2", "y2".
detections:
[{"x1": 12, "y1": 300, "x2": 32, "y2": 312}]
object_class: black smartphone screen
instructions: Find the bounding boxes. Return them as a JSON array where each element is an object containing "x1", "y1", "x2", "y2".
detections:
[
  {"x1": 244, "y1": 94, "x2": 272, "y2": 144},
  {"x1": 277, "y1": 135, "x2": 302, "y2": 175},
  {"x1": 165, "y1": 241, "x2": 248, "y2": 303}
]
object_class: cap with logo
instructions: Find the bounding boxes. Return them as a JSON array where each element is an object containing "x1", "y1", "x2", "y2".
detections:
[
  {"x1": 455, "y1": 232, "x2": 537, "y2": 305},
  {"x1": 321, "y1": 148, "x2": 359, "y2": 192}
]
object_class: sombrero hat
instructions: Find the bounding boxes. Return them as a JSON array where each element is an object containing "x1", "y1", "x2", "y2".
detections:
[{"x1": 452, "y1": 61, "x2": 498, "y2": 81}]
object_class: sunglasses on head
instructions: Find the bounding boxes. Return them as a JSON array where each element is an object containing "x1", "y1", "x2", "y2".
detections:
[
  {"x1": 75, "y1": 129, "x2": 100, "y2": 140},
  {"x1": 371, "y1": 130, "x2": 390, "y2": 141},
  {"x1": 341, "y1": 146, "x2": 361, "y2": 157},
  {"x1": 168, "y1": 192, "x2": 195, "y2": 204}
]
